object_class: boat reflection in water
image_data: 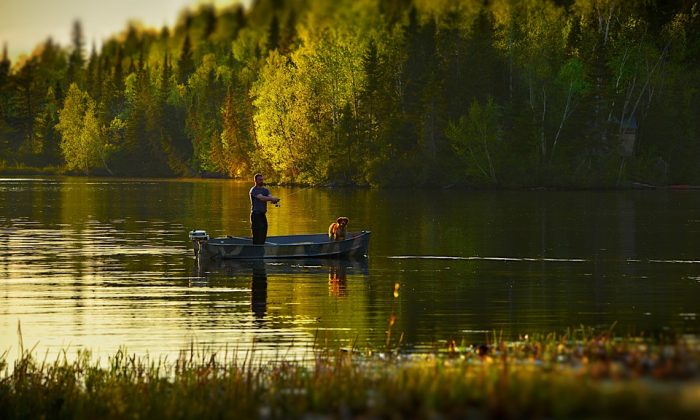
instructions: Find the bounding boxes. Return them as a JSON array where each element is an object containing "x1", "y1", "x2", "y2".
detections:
[{"x1": 194, "y1": 257, "x2": 369, "y2": 320}]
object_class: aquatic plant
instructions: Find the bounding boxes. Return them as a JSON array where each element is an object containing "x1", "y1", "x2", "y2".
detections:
[{"x1": 1, "y1": 329, "x2": 698, "y2": 419}]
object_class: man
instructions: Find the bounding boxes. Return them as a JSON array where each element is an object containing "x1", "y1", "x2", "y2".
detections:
[{"x1": 250, "y1": 173, "x2": 280, "y2": 245}]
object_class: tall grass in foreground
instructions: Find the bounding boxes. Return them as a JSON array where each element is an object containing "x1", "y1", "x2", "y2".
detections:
[{"x1": 1, "y1": 329, "x2": 699, "y2": 419}]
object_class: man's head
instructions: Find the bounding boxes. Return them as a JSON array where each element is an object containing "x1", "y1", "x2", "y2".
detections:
[{"x1": 254, "y1": 173, "x2": 264, "y2": 187}]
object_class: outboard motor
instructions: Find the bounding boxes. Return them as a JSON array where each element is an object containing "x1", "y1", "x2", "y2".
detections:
[{"x1": 188, "y1": 230, "x2": 209, "y2": 258}]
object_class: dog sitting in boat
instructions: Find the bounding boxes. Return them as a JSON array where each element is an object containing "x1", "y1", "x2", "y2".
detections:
[{"x1": 328, "y1": 217, "x2": 349, "y2": 241}]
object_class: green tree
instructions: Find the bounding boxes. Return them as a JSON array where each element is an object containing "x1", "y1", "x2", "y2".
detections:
[
  {"x1": 156, "y1": 53, "x2": 192, "y2": 176},
  {"x1": 67, "y1": 20, "x2": 86, "y2": 86},
  {"x1": 0, "y1": 43, "x2": 13, "y2": 160},
  {"x1": 85, "y1": 43, "x2": 102, "y2": 101},
  {"x1": 56, "y1": 83, "x2": 111, "y2": 174},
  {"x1": 252, "y1": 51, "x2": 301, "y2": 180},
  {"x1": 185, "y1": 53, "x2": 226, "y2": 173},
  {"x1": 2, "y1": 0, "x2": 698, "y2": 186},
  {"x1": 116, "y1": 61, "x2": 173, "y2": 176},
  {"x1": 496, "y1": 0, "x2": 570, "y2": 164},
  {"x1": 278, "y1": 10, "x2": 298, "y2": 55},
  {"x1": 178, "y1": 34, "x2": 195, "y2": 85},
  {"x1": 446, "y1": 97, "x2": 501, "y2": 184},
  {"x1": 357, "y1": 28, "x2": 406, "y2": 185},
  {"x1": 359, "y1": 39, "x2": 382, "y2": 154},
  {"x1": 267, "y1": 15, "x2": 280, "y2": 52},
  {"x1": 0, "y1": 43, "x2": 9, "y2": 84},
  {"x1": 31, "y1": 85, "x2": 62, "y2": 166},
  {"x1": 217, "y1": 83, "x2": 254, "y2": 177},
  {"x1": 99, "y1": 45, "x2": 125, "y2": 121},
  {"x1": 537, "y1": 56, "x2": 591, "y2": 171}
]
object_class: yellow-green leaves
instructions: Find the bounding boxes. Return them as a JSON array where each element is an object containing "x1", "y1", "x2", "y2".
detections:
[{"x1": 56, "y1": 83, "x2": 111, "y2": 174}]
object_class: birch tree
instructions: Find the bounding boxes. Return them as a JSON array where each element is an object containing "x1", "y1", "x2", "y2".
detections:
[
  {"x1": 56, "y1": 83, "x2": 111, "y2": 174},
  {"x1": 446, "y1": 97, "x2": 501, "y2": 184}
]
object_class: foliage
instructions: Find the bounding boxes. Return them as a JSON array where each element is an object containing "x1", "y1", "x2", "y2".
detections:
[
  {"x1": 0, "y1": 330, "x2": 698, "y2": 419},
  {"x1": 55, "y1": 84, "x2": 112, "y2": 174},
  {"x1": 446, "y1": 97, "x2": 501, "y2": 184},
  {"x1": 0, "y1": 0, "x2": 698, "y2": 186}
]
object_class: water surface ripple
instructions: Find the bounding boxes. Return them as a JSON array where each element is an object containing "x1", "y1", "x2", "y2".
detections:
[{"x1": 1, "y1": 177, "x2": 698, "y2": 363}]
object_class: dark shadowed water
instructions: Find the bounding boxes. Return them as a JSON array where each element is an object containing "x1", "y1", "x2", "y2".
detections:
[{"x1": 1, "y1": 177, "x2": 698, "y2": 362}]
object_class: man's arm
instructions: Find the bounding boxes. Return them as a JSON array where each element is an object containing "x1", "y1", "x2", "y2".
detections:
[{"x1": 255, "y1": 193, "x2": 280, "y2": 204}]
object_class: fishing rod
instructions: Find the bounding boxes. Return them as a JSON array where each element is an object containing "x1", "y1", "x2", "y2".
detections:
[{"x1": 272, "y1": 184, "x2": 313, "y2": 207}]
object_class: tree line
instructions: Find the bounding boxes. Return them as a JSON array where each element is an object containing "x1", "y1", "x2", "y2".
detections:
[{"x1": 0, "y1": 0, "x2": 698, "y2": 186}]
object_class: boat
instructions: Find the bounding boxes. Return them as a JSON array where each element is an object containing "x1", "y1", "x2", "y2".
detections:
[{"x1": 189, "y1": 230, "x2": 371, "y2": 260}]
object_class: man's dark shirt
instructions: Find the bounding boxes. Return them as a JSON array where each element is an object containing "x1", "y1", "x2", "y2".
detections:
[{"x1": 250, "y1": 186, "x2": 270, "y2": 214}]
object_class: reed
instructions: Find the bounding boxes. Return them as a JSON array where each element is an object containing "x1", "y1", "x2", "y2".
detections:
[{"x1": 1, "y1": 329, "x2": 698, "y2": 419}]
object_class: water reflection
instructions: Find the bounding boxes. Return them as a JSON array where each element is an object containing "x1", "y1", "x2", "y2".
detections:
[
  {"x1": 251, "y1": 261, "x2": 268, "y2": 323},
  {"x1": 1, "y1": 177, "x2": 699, "y2": 365},
  {"x1": 328, "y1": 262, "x2": 348, "y2": 297},
  {"x1": 193, "y1": 258, "x2": 270, "y2": 324},
  {"x1": 194, "y1": 257, "x2": 369, "y2": 332}
]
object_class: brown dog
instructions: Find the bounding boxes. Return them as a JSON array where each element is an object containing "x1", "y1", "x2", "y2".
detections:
[{"x1": 328, "y1": 217, "x2": 349, "y2": 241}]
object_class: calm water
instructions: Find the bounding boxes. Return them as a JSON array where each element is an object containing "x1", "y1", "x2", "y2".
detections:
[{"x1": 1, "y1": 177, "x2": 698, "y2": 362}]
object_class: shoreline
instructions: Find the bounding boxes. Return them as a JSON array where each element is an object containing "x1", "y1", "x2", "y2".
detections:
[
  {"x1": 2, "y1": 330, "x2": 698, "y2": 418},
  {"x1": 1, "y1": 169, "x2": 698, "y2": 190}
]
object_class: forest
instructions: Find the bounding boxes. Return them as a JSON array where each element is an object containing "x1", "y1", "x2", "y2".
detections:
[{"x1": 0, "y1": 0, "x2": 698, "y2": 187}]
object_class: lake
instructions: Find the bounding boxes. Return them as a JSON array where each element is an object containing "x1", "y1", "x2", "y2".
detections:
[{"x1": 1, "y1": 177, "x2": 698, "y2": 362}]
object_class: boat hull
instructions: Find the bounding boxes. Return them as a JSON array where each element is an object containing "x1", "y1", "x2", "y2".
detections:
[{"x1": 194, "y1": 231, "x2": 371, "y2": 260}]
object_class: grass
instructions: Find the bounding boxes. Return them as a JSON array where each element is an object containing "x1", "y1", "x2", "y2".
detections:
[
  {"x1": 0, "y1": 163, "x2": 64, "y2": 176},
  {"x1": 1, "y1": 328, "x2": 699, "y2": 419}
]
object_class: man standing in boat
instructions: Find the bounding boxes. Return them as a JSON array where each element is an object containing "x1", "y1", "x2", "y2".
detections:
[{"x1": 250, "y1": 173, "x2": 280, "y2": 245}]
